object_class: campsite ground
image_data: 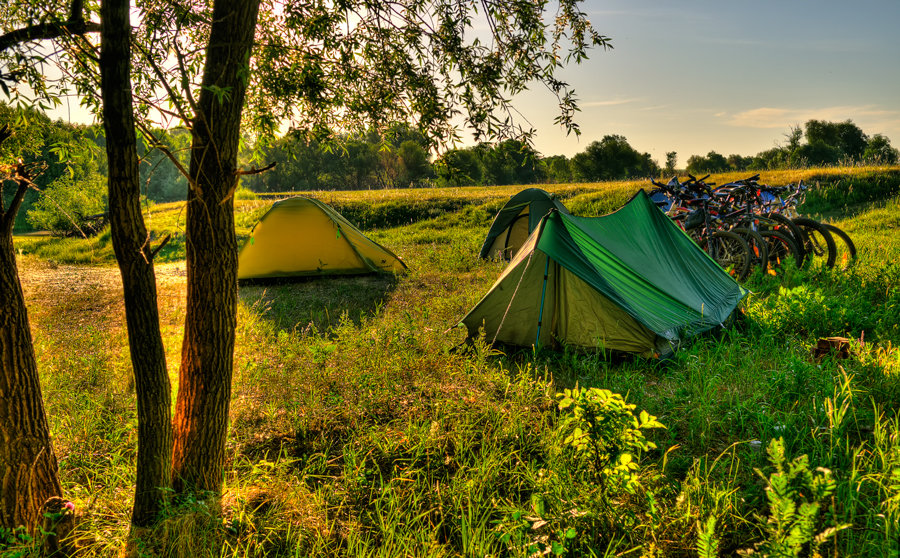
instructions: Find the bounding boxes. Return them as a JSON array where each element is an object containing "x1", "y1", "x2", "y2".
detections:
[{"x1": 8, "y1": 167, "x2": 900, "y2": 556}]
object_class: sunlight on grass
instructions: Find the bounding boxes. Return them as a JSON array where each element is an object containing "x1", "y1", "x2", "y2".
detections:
[{"x1": 9, "y1": 166, "x2": 900, "y2": 556}]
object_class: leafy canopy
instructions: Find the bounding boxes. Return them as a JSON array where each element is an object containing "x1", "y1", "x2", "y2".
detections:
[{"x1": 3, "y1": 0, "x2": 611, "y2": 158}]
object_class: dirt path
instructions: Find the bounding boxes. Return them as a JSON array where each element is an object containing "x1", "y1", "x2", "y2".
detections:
[
  {"x1": 17, "y1": 259, "x2": 188, "y2": 334},
  {"x1": 18, "y1": 260, "x2": 187, "y2": 297}
]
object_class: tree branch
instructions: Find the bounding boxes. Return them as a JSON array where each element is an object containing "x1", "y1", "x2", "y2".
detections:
[
  {"x1": 132, "y1": 41, "x2": 194, "y2": 125},
  {"x1": 0, "y1": 0, "x2": 100, "y2": 53},
  {"x1": 133, "y1": 121, "x2": 197, "y2": 191},
  {"x1": 1, "y1": 159, "x2": 35, "y2": 233},
  {"x1": 235, "y1": 161, "x2": 276, "y2": 176},
  {"x1": 149, "y1": 233, "x2": 172, "y2": 260}
]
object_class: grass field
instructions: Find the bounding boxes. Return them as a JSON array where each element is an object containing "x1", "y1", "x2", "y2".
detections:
[{"x1": 7, "y1": 167, "x2": 900, "y2": 557}]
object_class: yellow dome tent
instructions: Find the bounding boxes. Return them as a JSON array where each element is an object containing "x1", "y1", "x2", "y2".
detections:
[{"x1": 238, "y1": 197, "x2": 407, "y2": 280}]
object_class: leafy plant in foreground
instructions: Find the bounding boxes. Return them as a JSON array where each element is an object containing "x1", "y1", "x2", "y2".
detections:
[
  {"x1": 0, "y1": 525, "x2": 35, "y2": 558},
  {"x1": 557, "y1": 387, "x2": 665, "y2": 491},
  {"x1": 493, "y1": 388, "x2": 665, "y2": 556},
  {"x1": 738, "y1": 438, "x2": 849, "y2": 557},
  {"x1": 697, "y1": 515, "x2": 721, "y2": 558}
]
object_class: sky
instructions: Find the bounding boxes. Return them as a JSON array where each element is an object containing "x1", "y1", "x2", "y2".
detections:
[
  {"x1": 42, "y1": 0, "x2": 900, "y2": 166},
  {"x1": 510, "y1": 0, "x2": 900, "y2": 164}
]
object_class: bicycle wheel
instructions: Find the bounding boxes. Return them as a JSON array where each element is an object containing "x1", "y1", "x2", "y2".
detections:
[
  {"x1": 821, "y1": 223, "x2": 857, "y2": 270},
  {"x1": 792, "y1": 217, "x2": 837, "y2": 268},
  {"x1": 706, "y1": 230, "x2": 751, "y2": 280},
  {"x1": 759, "y1": 229, "x2": 801, "y2": 269},
  {"x1": 732, "y1": 227, "x2": 768, "y2": 275},
  {"x1": 763, "y1": 212, "x2": 806, "y2": 266}
]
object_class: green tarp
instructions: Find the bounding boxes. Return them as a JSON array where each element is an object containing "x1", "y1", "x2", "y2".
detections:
[{"x1": 461, "y1": 190, "x2": 747, "y2": 356}]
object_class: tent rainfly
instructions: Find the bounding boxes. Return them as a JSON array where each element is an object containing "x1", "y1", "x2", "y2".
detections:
[
  {"x1": 238, "y1": 196, "x2": 407, "y2": 280},
  {"x1": 479, "y1": 188, "x2": 570, "y2": 260},
  {"x1": 460, "y1": 190, "x2": 747, "y2": 357}
]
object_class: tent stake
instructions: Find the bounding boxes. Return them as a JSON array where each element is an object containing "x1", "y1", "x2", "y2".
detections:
[{"x1": 535, "y1": 256, "x2": 550, "y2": 348}]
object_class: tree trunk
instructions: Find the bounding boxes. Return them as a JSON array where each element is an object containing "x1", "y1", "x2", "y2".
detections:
[
  {"x1": 172, "y1": 0, "x2": 261, "y2": 495},
  {"x1": 0, "y1": 176, "x2": 62, "y2": 531},
  {"x1": 99, "y1": 0, "x2": 173, "y2": 527}
]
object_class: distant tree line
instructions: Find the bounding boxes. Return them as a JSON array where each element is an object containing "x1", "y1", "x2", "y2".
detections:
[
  {"x1": 435, "y1": 134, "x2": 659, "y2": 187},
  {"x1": 4, "y1": 99, "x2": 898, "y2": 235},
  {"x1": 240, "y1": 124, "x2": 433, "y2": 192},
  {"x1": 685, "y1": 120, "x2": 899, "y2": 175},
  {"x1": 239, "y1": 120, "x2": 897, "y2": 191}
]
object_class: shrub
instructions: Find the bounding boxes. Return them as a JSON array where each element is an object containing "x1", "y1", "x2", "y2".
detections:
[
  {"x1": 26, "y1": 175, "x2": 108, "y2": 236},
  {"x1": 556, "y1": 387, "x2": 665, "y2": 491}
]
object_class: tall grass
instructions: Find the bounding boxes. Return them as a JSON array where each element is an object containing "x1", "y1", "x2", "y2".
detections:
[{"x1": 5, "y1": 167, "x2": 900, "y2": 556}]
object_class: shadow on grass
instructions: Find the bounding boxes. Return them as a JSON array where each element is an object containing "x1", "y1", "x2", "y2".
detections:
[{"x1": 239, "y1": 273, "x2": 400, "y2": 334}]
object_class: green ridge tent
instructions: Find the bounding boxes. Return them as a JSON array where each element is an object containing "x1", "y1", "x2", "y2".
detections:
[
  {"x1": 461, "y1": 190, "x2": 747, "y2": 356},
  {"x1": 238, "y1": 196, "x2": 407, "y2": 280},
  {"x1": 479, "y1": 188, "x2": 570, "y2": 260}
]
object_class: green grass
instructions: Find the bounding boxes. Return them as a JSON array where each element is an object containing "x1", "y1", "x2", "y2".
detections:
[{"x1": 6, "y1": 166, "x2": 900, "y2": 556}]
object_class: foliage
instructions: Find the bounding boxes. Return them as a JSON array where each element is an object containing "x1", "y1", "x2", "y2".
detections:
[
  {"x1": 687, "y1": 150, "x2": 729, "y2": 174},
  {"x1": 477, "y1": 139, "x2": 545, "y2": 186},
  {"x1": 0, "y1": 102, "x2": 106, "y2": 231},
  {"x1": 863, "y1": 134, "x2": 899, "y2": 165},
  {"x1": 570, "y1": 134, "x2": 659, "y2": 181},
  {"x1": 434, "y1": 147, "x2": 483, "y2": 187},
  {"x1": 697, "y1": 515, "x2": 720, "y2": 558},
  {"x1": 804, "y1": 120, "x2": 868, "y2": 160},
  {"x1": 683, "y1": 120, "x2": 899, "y2": 173},
  {"x1": 556, "y1": 387, "x2": 664, "y2": 489},
  {"x1": 97, "y1": 0, "x2": 611, "y2": 156},
  {"x1": 665, "y1": 151, "x2": 678, "y2": 174},
  {"x1": 544, "y1": 154, "x2": 574, "y2": 183},
  {"x1": 740, "y1": 438, "x2": 849, "y2": 557},
  {"x1": 25, "y1": 174, "x2": 107, "y2": 236}
]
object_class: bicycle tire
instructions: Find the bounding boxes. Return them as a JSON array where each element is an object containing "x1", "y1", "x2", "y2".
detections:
[
  {"x1": 821, "y1": 223, "x2": 857, "y2": 270},
  {"x1": 763, "y1": 212, "x2": 806, "y2": 266},
  {"x1": 707, "y1": 230, "x2": 751, "y2": 280},
  {"x1": 732, "y1": 227, "x2": 768, "y2": 275},
  {"x1": 759, "y1": 229, "x2": 801, "y2": 269},
  {"x1": 792, "y1": 217, "x2": 837, "y2": 268}
]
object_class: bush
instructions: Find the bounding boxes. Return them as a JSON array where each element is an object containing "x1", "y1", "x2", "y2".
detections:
[{"x1": 26, "y1": 175, "x2": 108, "y2": 236}]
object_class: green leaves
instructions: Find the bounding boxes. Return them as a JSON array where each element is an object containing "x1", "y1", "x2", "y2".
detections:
[
  {"x1": 696, "y1": 516, "x2": 720, "y2": 558},
  {"x1": 555, "y1": 387, "x2": 665, "y2": 491},
  {"x1": 744, "y1": 437, "x2": 850, "y2": 557},
  {"x1": 246, "y1": 0, "x2": 610, "y2": 148},
  {"x1": 202, "y1": 84, "x2": 232, "y2": 105}
]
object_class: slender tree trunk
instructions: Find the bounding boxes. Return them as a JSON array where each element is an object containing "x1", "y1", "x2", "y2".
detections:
[
  {"x1": 172, "y1": 0, "x2": 261, "y2": 494},
  {"x1": 99, "y1": 0, "x2": 173, "y2": 527},
  {"x1": 0, "y1": 174, "x2": 62, "y2": 531}
]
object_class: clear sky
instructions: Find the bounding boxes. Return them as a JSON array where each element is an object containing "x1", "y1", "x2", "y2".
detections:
[
  {"x1": 511, "y1": 0, "x2": 900, "y2": 164},
  {"x1": 43, "y1": 0, "x2": 900, "y2": 166}
]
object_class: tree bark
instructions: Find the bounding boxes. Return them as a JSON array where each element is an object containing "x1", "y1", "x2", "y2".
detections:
[
  {"x1": 172, "y1": 0, "x2": 261, "y2": 495},
  {"x1": 99, "y1": 0, "x2": 173, "y2": 527},
  {"x1": 0, "y1": 173, "x2": 62, "y2": 531}
]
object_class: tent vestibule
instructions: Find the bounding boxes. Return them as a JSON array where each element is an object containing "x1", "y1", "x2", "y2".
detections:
[{"x1": 479, "y1": 188, "x2": 570, "y2": 260}]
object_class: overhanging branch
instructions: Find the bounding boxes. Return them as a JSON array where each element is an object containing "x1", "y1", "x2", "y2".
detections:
[
  {"x1": 235, "y1": 161, "x2": 276, "y2": 176},
  {"x1": 0, "y1": 0, "x2": 100, "y2": 53}
]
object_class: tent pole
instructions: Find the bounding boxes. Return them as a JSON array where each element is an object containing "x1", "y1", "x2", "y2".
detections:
[{"x1": 535, "y1": 256, "x2": 550, "y2": 348}]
